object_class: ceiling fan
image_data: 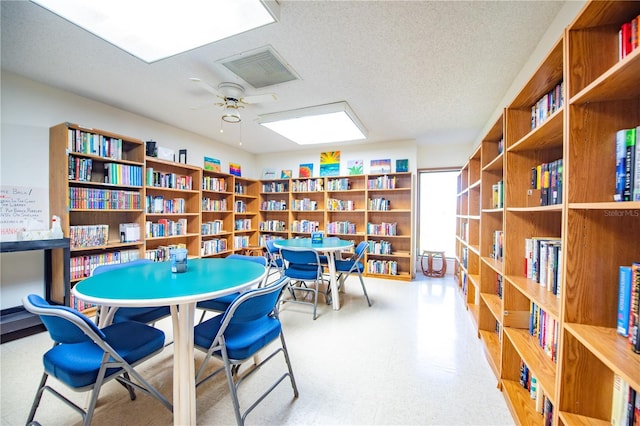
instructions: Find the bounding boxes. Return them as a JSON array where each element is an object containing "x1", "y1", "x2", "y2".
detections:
[{"x1": 190, "y1": 78, "x2": 277, "y2": 123}]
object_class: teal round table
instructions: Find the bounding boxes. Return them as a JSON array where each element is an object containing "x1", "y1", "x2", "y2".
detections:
[
  {"x1": 274, "y1": 237, "x2": 353, "y2": 310},
  {"x1": 72, "y1": 258, "x2": 266, "y2": 426}
]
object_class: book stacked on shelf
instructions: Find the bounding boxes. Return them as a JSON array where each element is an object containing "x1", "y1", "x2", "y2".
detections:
[
  {"x1": 145, "y1": 196, "x2": 186, "y2": 214},
  {"x1": 145, "y1": 218, "x2": 188, "y2": 238},
  {"x1": 234, "y1": 235, "x2": 251, "y2": 250},
  {"x1": 201, "y1": 220, "x2": 224, "y2": 235},
  {"x1": 69, "y1": 224, "x2": 109, "y2": 248},
  {"x1": 68, "y1": 156, "x2": 93, "y2": 182},
  {"x1": 145, "y1": 244, "x2": 185, "y2": 262},
  {"x1": 525, "y1": 237, "x2": 562, "y2": 297},
  {"x1": 291, "y1": 198, "x2": 318, "y2": 211},
  {"x1": 261, "y1": 200, "x2": 287, "y2": 211},
  {"x1": 69, "y1": 188, "x2": 141, "y2": 209},
  {"x1": 234, "y1": 200, "x2": 247, "y2": 213},
  {"x1": 104, "y1": 163, "x2": 143, "y2": 186},
  {"x1": 327, "y1": 198, "x2": 355, "y2": 211},
  {"x1": 292, "y1": 179, "x2": 323, "y2": 192},
  {"x1": 611, "y1": 374, "x2": 639, "y2": 425},
  {"x1": 261, "y1": 181, "x2": 288, "y2": 193},
  {"x1": 619, "y1": 15, "x2": 640, "y2": 60},
  {"x1": 326, "y1": 221, "x2": 356, "y2": 235},
  {"x1": 70, "y1": 249, "x2": 140, "y2": 280},
  {"x1": 367, "y1": 222, "x2": 397, "y2": 236},
  {"x1": 519, "y1": 361, "x2": 553, "y2": 425},
  {"x1": 202, "y1": 176, "x2": 227, "y2": 192},
  {"x1": 495, "y1": 273, "x2": 503, "y2": 299},
  {"x1": 326, "y1": 178, "x2": 350, "y2": 191},
  {"x1": 201, "y1": 238, "x2": 227, "y2": 256},
  {"x1": 234, "y1": 219, "x2": 252, "y2": 231},
  {"x1": 529, "y1": 302, "x2": 559, "y2": 363},
  {"x1": 147, "y1": 168, "x2": 192, "y2": 189},
  {"x1": 492, "y1": 180, "x2": 504, "y2": 208},
  {"x1": 290, "y1": 220, "x2": 319, "y2": 233},
  {"x1": 367, "y1": 175, "x2": 396, "y2": 189},
  {"x1": 202, "y1": 197, "x2": 227, "y2": 212},
  {"x1": 531, "y1": 81, "x2": 563, "y2": 130},
  {"x1": 259, "y1": 220, "x2": 286, "y2": 232},
  {"x1": 615, "y1": 127, "x2": 640, "y2": 202},
  {"x1": 367, "y1": 259, "x2": 397, "y2": 275},
  {"x1": 492, "y1": 230, "x2": 503, "y2": 261},
  {"x1": 617, "y1": 263, "x2": 640, "y2": 355},
  {"x1": 68, "y1": 129, "x2": 123, "y2": 159},
  {"x1": 368, "y1": 239, "x2": 392, "y2": 255},
  {"x1": 368, "y1": 197, "x2": 390, "y2": 211},
  {"x1": 529, "y1": 159, "x2": 563, "y2": 206}
]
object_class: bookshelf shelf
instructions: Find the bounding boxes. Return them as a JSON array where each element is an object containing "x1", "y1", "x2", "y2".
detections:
[
  {"x1": 259, "y1": 172, "x2": 414, "y2": 280},
  {"x1": 458, "y1": 2, "x2": 640, "y2": 424}
]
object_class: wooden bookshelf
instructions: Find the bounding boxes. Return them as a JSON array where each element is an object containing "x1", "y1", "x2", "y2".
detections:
[
  {"x1": 232, "y1": 176, "x2": 260, "y2": 252},
  {"x1": 459, "y1": 2, "x2": 640, "y2": 424},
  {"x1": 201, "y1": 169, "x2": 234, "y2": 257},
  {"x1": 49, "y1": 122, "x2": 146, "y2": 309},
  {"x1": 144, "y1": 157, "x2": 202, "y2": 261},
  {"x1": 258, "y1": 172, "x2": 415, "y2": 281}
]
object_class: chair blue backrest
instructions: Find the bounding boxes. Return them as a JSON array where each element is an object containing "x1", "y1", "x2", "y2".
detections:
[
  {"x1": 227, "y1": 253, "x2": 267, "y2": 267},
  {"x1": 221, "y1": 275, "x2": 288, "y2": 327}
]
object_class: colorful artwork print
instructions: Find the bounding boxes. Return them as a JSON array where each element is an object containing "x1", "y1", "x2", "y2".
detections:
[
  {"x1": 320, "y1": 151, "x2": 340, "y2": 177},
  {"x1": 204, "y1": 156, "x2": 221, "y2": 172},
  {"x1": 396, "y1": 159, "x2": 409, "y2": 173},
  {"x1": 229, "y1": 162, "x2": 241, "y2": 176},
  {"x1": 370, "y1": 158, "x2": 391, "y2": 174},
  {"x1": 299, "y1": 163, "x2": 313, "y2": 178},
  {"x1": 347, "y1": 159, "x2": 363, "y2": 175},
  {"x1": 281, "y1": 169, "x2": 292, "y2": 178}
]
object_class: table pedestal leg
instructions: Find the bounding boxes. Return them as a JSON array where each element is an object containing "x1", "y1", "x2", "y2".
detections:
[
  {"x1": 327, "y1": 252, "x2": 340, "y2": 310},
  {"x1": 171, "y1": 303, "x2": 196, "y2": 426}
]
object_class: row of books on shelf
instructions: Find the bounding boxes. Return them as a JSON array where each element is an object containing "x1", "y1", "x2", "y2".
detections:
[
  {"x1": 234, "y1": 182, "x2": 247, "y2": 195},
  {"x1": 497, "y1": 137, "x2": 504, "y2": 155},
  {"x1": 530, "y1": 159, "x2": 563, "y2": 206},
  {"x1": 367, "y1": 175, "x2": 397, "y2": 190},
  {"x1": 145, "y1": 218, "x2": 188, "y2": 238},
  {"x1": 67, "y1": 129, "x2": 124, "y2": 160},
  {"x1": 495, "y1": 273, "x2": 503, "y2": 299},
  {"x1": 368, "y1": 197, "x2": 391, "y2": 211},
  {"x1": 529, "y1": 302, "x2": 559, "y2": 363},
  {"x1": 68, "y1": 156, "x2": 93, "y2": 182},
  {"x1": 259, "y1": 220, "x2": 286, "y2": 232},
  {"x1": 327, "y1": 198, "x2": 355, "y2": 211},
  {"x1": 518, "y1": 361, "x2": 553, "y2": 426},
  {"x1": 70, "y1": 294, "x2": 96, "y2": 312},
  {"x1": 70, "y1": 249, "x2": 140, "y2": 280},
  {"x1": 145, "y1": 196, "x2": 186, "y2": 214},
  {"x1": 326, "y1": 221, "x2": 356, "y2": 235},
  {"x1": 202, "y1": 176, "x2": 227, "y2": 192},
  {"x1": 261, "y1": 181, "x2": 288, "y2": 193},
  {"x1": 145, "y1": 244, "x2": 185, "y2": 263},
  {"x1": 234, "y1": 200, "x2": 248, "y2": 213},
  {"x1": 234, "y1": 219, "x2": 253, "y2": 231},
  {"x1": 366, "y1": 222, "x2": 397, "y2": 236},
  {"x1": 291, "y1": 179, "x2": 323, "y2": 192},
  {"x1": 201, "y1": 238, "x2": 227, "y2": 256},
  {"x1": 261, "y1": 200, "x2": 287, "y2": 211},
  {"x1": 233, "y1": 235, "x2": 251, "y2": 250},
  {"x1": 326, "y1": 178, "x2": 350, "y2": 191},
  {"x1": 491, "y1": 180, "x2": 504, "y2": 209},
  {"x1": 616, "y1": 263, "x2": 640, "y2": 355},
  {"x1": 611, "y1": 374, "x2": 639, "y2": 426},
  {"x1": 619, "y1": 15, "x2": 640, "y2": 60},
  {"x1": 492, "y1": 230, "x2": 503, "y2": 262},
  {"x1": 69, "y1": 224, "x2": 109, "y2": 249},
  {"x1": 366, "y1": 259, "x2": 397, "y2": 275},
  {"x1": 68, "y1": 187, "x2": 141, "y2": 210},
  {"x1": 615, "y1": 126, "x2": 640, "y2": 202},
  {"x1": 146, "y1": 168, "x2": 193, "y2": 190},
  {"x1": 291, "y1": 220, "x2": 319, "y2": 233},
  {"x1": 104, "y1": 163, "x2": 143, "y2": 186},
  {"x1": 525, "y1": 237, "x2": 562, "y2": 297},
  {"x1": 368, "y1": 239, "x2": 392, "y2": 255},
  {"x1": 202, "y1": 198, "x2": 228, "y2": 212},
  {"x1": 291, "y1": 198, "x2": 319, "y2": 211},
  {"x1": 202, "y1": 220, "x2": 224, "y2": 236},
  {"x1": 531, "y1": 80, "x2": 563, "y2": 130}
]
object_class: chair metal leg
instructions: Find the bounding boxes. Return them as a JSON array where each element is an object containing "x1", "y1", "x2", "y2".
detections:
[
  {"x1": 358, "y1": 273, "x2": 372, "y2": 307},
  {"x1": 26, "y1": 372, "x2": 48, "y2": 425}
]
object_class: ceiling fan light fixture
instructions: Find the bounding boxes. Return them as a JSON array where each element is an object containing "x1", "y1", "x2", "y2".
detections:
[{"x1": 222, "y1": 104, "x2": 241, "y2": 123}]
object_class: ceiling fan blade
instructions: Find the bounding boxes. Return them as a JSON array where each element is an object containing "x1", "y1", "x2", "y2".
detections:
[
  {"x1": 241, "y1": 93, "x2": 278, "y2": 104},
  {"x1": 189, "y1": 77, "x2": 221, "y2": 97}
]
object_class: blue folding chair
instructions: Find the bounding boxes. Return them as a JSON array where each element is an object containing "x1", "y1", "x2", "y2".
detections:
[
  {"x1": 330, "y1": 241, "x2": 372, "y2": 306},
  {"x1": 280, "y1": 248, "x2": 327, "y2": 320},
  {"x1": 23, "y1": 294, "x2": 172, "y2": 426},
  {"x1": 194, "y1": 276, "x2": 298, "y2": 426},
  {"x1": 265, "y1": 239, "x2": 285, "y2": 281},
  {"x1": 92, "y1": 259, "x2": 171, "y2": 326},
  {"x1": 196, "y1": 254, "x2": 268, "y2": 323}
]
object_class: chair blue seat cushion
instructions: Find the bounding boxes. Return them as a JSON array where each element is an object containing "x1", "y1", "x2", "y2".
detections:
[
  {"x1": 334, "y1": 260, "x2": 364, "y2": 273},
  {"x1": 197, "y1": 293, "x2": 240, "y2": 312},
  {"x1": 284, "y1": 264, "x2": 320, "y2": 280},
  {"x1": 113, "y1": 306, "x2": 171, "y2": 324},
  {"x1": 43, "y1": 321, "x2": 165, "y2": 389},
  {"x1": 194, "y1": 315, "x2": 281, "y2": 361}
]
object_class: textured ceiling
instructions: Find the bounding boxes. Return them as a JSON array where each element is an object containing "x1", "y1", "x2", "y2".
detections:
[{"x1": 1, "y1": 1, "x2": 566, "y2": 154}]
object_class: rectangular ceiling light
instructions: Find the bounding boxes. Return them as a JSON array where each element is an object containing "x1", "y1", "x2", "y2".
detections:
[
  {"x1": 258, "y1": 102, "x2": 367, "y2": 145},
  {"x1": 30, "y1": 0, "x2": 279, "y2": 63}
]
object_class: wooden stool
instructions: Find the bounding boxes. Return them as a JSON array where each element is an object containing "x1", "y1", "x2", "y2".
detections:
[{"x1": 421, "y1": 250, "x2": 447, "y2": 277}]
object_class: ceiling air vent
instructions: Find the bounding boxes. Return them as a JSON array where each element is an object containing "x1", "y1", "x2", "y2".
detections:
[{"x1": 218, "y1": 46, "x2": 299, "y2": 89}]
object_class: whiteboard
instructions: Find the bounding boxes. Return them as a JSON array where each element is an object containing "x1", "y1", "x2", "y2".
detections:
[{"x1": 0, "y1": 185, "x2": 49, "y2": 242}]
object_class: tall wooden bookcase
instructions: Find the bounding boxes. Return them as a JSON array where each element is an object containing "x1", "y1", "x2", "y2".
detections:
[
  {"x1": 457, "y1": 1, "x2": 640, "y2": 424},
  {"x1": 232, "y1": 176, "x2": 260, "y2": 251},
  {"x1": 201, "y1": 169, "x2": 234, "y2": 257},
  {"x1": 258, "y1": 172, "x2": 415, "y2": 281},
  {"x1": 50, "y1": 122, "x2": 146, "y2": 307}
]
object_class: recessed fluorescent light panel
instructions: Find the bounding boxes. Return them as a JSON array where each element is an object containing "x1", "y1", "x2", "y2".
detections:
[
  {"x1": 30, "y1": 0, "x2": 278, "y2": 63},
  {"x1": 258, "y1": 102, "x2": 367, "y2": 145}
]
